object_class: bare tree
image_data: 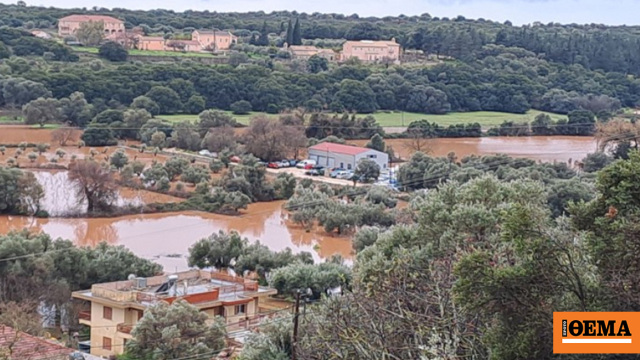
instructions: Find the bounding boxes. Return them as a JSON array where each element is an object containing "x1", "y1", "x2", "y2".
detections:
[
  {"x1": 404, "y1": 132, "x2": 432, "y2": 154},
  {"x1": 51, "y1": 128, "x2": 79, "y2": 146},
  {"x1": 68, "y1": 160, "x2": 117, "y2": 212}
]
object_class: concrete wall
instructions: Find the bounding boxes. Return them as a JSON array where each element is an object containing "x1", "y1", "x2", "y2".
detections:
[
  {"x1": 308, "y1": 150, "x2": 356, "y2": 170},
  {"x1": 355, "y1": 149, "x2": 389, "y2": 170}
]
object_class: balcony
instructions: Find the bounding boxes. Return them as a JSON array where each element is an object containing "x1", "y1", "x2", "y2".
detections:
[
  {"x1": 78, "y1": 310, "x2": 91, "y2": 325},
  {"x1": 117, "y1": 323, "x2": 134, "y2": 336}
]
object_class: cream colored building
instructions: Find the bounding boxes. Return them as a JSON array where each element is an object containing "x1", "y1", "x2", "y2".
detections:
[
  {"x1": 192, "y1": 30, "x2": 238, "y2": 51},
  {"x1": 58, "y1": 14, "x2": 125, "y2": 37},
  {"x1": 340, "y1": 39, "x2": 401, "y2": 63},
  {"x1": 72, "y1": 270, "x2": 277, "y2": 358},
  {"x1": 288, "y1": 45, "x2": 337, "y2": 61}
]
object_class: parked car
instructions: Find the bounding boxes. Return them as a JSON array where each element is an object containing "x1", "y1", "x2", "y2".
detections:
[
  {"x1": 278, "y1": 160, "x2": 290, "y2": 168},
  {"x1": 337, "y1": 171, "x2": 354, "y2": 180},
  {"x1": 288, "y1": 159, "x2": 298, "y2": 167},
  {"x1": 296, "y1": 159, "x2": 317, "y2": 169},
  {"x1": 330, "y1": 168, "x2": 346, "y2": 178},
  {"x1": 257, "y1": 161, "x2": 268, "y2": 167},
  {"x1": 267, "y1": 162, "x2": 280, "y2": 169},
  {"x1": 305, "y1": 169, "x2": 322, "y2": 176},
  {"x1": 198, "y1": 149, "x2": 215, "y2": 158}
]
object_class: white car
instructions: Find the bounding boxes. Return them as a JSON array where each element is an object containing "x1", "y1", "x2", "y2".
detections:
[
  {"x1": 296, "y1": 159, "x2": 317, "y2": 169},
  {"x1": 278, "y1": 160, "x2": 290, "y2": 168}
]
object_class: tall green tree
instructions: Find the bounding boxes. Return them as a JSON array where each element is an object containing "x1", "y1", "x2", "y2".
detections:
[{"x1": 292, "y1": 18, "x2": 302, "y2": 45}]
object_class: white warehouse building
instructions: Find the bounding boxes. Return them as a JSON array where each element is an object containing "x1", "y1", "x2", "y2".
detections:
[{"x1": 307, "y1": 142, "x2": 388, "y2": 171}]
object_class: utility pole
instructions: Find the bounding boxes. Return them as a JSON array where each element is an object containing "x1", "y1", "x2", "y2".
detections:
[{"x1": 292, "y1": 290, "x2": 301, "y2": 360}]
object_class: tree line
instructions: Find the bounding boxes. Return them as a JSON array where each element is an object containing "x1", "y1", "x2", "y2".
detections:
[
  {"x1": 2, "y1": 37, "x2": 639, "y2": 118},
  {"x1": 5, "y1": 2, "x2": 640, "y2": 76}
]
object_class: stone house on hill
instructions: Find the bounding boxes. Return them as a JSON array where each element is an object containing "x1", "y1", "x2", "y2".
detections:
[
  {"x1": 340, "y1": 39, "x2": 401, "y2": 64},
  {"x1": 58, "y1": 14, "x2": 124, "y2": 37}
]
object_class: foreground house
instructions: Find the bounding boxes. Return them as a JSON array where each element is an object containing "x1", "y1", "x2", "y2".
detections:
[
  {"x1": 308, "y1": 142, "x2": 389, "y2": 170},
  {"x1": 0, "y1": 325, "x2": 76, "y2": 360},
  {"x1": 58, "y1": 15, "x2": 124, "y2": 37},
  {"x1": 340, "y1": 39, "x2": 401, "y2": 63},
  {"x1": 72, "y1": 270, "x2": 277, "y2": 357}
]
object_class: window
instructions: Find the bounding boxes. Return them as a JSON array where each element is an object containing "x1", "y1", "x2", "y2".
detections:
[
  {"x1": 102, "y1": 337, "x2": 112, "y2": 351},
  {"x1": 347, "y1": 164, "x2": 352, "y2": 170},
  {"x1": 103, "y1": 306, "x2": 112, "y2": 320},
  {"x1": 235, "y1": 304, "x2": 246, "y2": 315},
  {"x1": 368, "y1": 155, "x2": 377, "y2": 159},
  {"x1": 340, "y1": 163, "x2": 344, "y2": 168}
]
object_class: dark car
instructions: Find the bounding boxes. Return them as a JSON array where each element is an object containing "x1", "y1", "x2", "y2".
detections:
[
  {"x1": 305, "y1": 169, "x2": 322, "y2": 176},
  {"x1": 288, "y1": 159, "x2": 298, "y2": 167}
]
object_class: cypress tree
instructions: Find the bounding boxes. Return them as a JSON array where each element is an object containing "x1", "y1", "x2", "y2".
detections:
[
  {"x1": 257, "y1": 21, "x2": 269, "y2": 46},
  {"x1": 292, "y1": 18, "x2": 302, "y2": 45},
  {"x1": 286, "y1": 19, "x2": 293, "y2": 46}
]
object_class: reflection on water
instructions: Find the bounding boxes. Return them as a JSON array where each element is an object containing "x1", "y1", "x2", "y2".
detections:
[
  {"x1": 33, "y1": 171, "x2": 181, "y2": 216},
  {"x1": 0, "y1": 201, "x2": 352, "y2": 271},
  {"x1": 350, "y1": 136, "x2": 598, "y2": 163}
]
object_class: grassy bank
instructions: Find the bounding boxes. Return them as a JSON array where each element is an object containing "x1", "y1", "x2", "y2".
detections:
[{"x1": 158, "y1": 110, "x2": 566, "y2": 127}]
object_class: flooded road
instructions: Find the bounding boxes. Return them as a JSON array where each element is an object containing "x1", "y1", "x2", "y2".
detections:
[
  {"x1": 350, "y1": 136, "x2": 598, "y2": 163},
  {"x1": 0, "y1": 201, "x2": 353, "y2": 271}
]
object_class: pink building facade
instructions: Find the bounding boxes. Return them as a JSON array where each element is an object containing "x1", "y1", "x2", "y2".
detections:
[
  {"x1": 192, "y1": 30, "x2": 237, "y2": 51},
  {"x1": 340, "y1": 39, "x2": 401, "y2": 64}
]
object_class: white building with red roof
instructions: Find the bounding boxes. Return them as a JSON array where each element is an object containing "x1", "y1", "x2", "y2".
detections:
[{"x1": 308, "y1": 142, "x2": 388, "y2": 171}]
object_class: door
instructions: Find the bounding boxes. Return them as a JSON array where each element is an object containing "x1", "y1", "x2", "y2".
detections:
[{"x1": 328, "y1": 158, "x2": 335, "y2": 168}]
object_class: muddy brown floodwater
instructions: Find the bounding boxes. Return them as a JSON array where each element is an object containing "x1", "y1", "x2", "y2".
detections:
[
  {"x1": 0, "y1": 201, "x2": 353, "y2": 271},
  {"x1": 350, "y1": 136, "x2": 598, "y2": 163}
]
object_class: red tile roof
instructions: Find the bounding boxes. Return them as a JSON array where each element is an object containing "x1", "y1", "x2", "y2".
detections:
[
  {"x1": 309, "y1": 142, "x2": 370, "y2": 155},
  {"x1": 59, "y1": 14, "x2": 123, "y2": 23},
  {"x1": 0, "y1": 325, "x2": 73, "y2": 360}
]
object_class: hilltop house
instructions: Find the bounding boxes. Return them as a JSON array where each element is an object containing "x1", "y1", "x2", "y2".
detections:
[
  {"x1": 192, "y1": 30, "x2": 237, "y2": 51},
  {"x1": 72, "y1": 270, "x2": 278, "y2": 357},
  {"x1": 287, "y1": 45, "x2": 337, "y2": 61},
  {"x1": 340, "y1": 39, "x2": 401, "y2": 64},
  {"x1": 58, "y1": 14, "x2": 125, "y2": 37},
  {"x1": 136, "y1": 35, "x2": 166, "y2": 51},
  {"x1": 308, "y1": 142, "x2": 388, "y2": 171}
]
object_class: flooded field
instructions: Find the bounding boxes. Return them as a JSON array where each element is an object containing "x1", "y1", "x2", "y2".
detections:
[
  {"x1": 0, "y1": 201, "x2": 352, "y2": 271},
  {"x1": 350, "y1": 136, "x2": 598, "y2": 163},
  {"x1": 33, "y1": 171, "x2": 182, "y2": 216}
]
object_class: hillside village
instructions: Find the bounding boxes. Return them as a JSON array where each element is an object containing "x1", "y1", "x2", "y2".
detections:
[
  {"x1": 2, "y1": 2, "x2": 640, "y2": 360},
  {"x1": 53, "y1": 13, "x2": 403, "y2": 63}
]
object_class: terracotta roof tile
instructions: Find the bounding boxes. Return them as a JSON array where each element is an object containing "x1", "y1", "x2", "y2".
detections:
[{"x1": 0, "y1": 325, "x2": 73, "y2": 360}]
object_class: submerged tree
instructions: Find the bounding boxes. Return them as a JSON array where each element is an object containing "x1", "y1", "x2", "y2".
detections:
[{"x1": 68, "y1": 160, "x2": 117, "y2": 212}]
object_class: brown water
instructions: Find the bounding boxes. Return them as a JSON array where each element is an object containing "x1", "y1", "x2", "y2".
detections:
[
  {"x1": 350, "y1": 136, "x2": 598, "y2": 163},
  {"x1": 32, "y1": 171, "x2": 182, "y2": 216},
  {"x1": 0, "y1": 201, "x2": 352, "y2": 271}
]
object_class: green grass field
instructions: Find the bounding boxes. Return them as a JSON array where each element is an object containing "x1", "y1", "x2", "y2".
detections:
[
  {"x1": 159, "y1": 112, "x2": 278, "y2": 125},
  {"x1": 159, "y1": 110, "x2": 565, "y2": 128},
  {"x1": 71, "y1": 46, "x2": 215, "y2": 58}
]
